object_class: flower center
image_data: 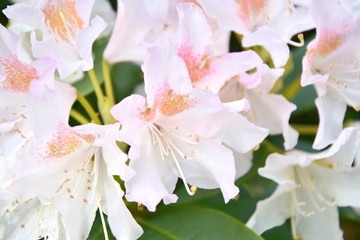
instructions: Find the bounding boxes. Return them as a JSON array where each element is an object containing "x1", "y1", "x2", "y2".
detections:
[
  {"x1": 177, "y1": 44, "x2": 212, "y2": 83},
  {"x1": 140, "y1": 83, "x2": 196, "y2": 121},
  {"x1": 149, "y1": 123, "x2": 198, "y2": 196},
  {"x1": 290, "y1": 166, "x2": 336, "y2": 239}
]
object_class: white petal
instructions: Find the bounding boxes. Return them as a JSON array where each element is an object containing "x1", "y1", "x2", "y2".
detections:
[
  {"x1": 242, "y1": 27, "x2": 290, "y2": 67},
  {"x1": 313, "y1": 96, "x2": 347, "y2": 150},
  {"x1": 246, "y1": 91, "x2": 298, "y2": 150},
  {"x1": 97, "y1": 160, "x2": 143, "y2": 240},
  {"x1": 125, "y1": 129, "x2": 178, "y2": 212},
  {"x1": 247, "y1": 186, "x2": 292, "y2": 235}
]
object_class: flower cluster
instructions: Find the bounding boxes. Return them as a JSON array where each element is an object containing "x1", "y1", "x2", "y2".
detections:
[{"x1": 0, "y1": 0, "x2": 359, "y2": 239}]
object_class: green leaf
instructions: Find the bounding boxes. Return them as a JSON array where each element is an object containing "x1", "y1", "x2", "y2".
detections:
[
  {"x1": 138, "y1": 206, "x2": 263, "y2": 240},
  {"x1": 111, "y1": 62, "x2": 144, "y2": 103}
]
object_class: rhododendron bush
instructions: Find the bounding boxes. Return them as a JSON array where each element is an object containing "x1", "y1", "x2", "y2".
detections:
[{"x1": 1, "y1": 0, "x2": 360, "y2": 239}]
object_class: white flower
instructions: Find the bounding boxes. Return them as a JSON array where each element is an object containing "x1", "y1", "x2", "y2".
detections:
[
  {"x1": 1, "y1": 123, "x2": 142, "y2": 239},
  {"x1": 4, "y1": 0, "x2": 107, "y2": 78},
  {"x1": 196, "y1": 0, "x2": 314, "y2": 67},
  {"x1": 247, "y1": 127, "x2": 360, "y2": 240},
  {"x1": 111, "y1": 40, "x2": 268, "y2": 211},
  {"x1": 301, "y1": 0, "x2": 360, "y2": 149}
]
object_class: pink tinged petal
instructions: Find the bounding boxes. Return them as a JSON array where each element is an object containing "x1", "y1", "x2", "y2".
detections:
[
  {"x1": 193, "y1": 51, "x2": 263, "y2": 93},
  {"x1": 104, "y1": 0, "x2": 170, "y2": 63},
  {"x1": 143, "y1": 41, "x2": 192, "y2": 106},
  {"x1": 41, "y1": 0, "x2": 85, "y2": 44},
  {"x1": 246, "y1": 91, "x2": 299, "y2": 150},
  {"x1": 96, "y1": 159, "x2": 143, "y2": 240},
  {"x1": 247, "y1": 186, "x2": 292, "y2": 235},
  {"x1": 221, "y1": 113, "x2": 268, "y2": 153},
  {"x1": 172, "y1": 137, "x2": 239, "y2": 202},
  {"x1": 3, "y1": 3, "x2": 44, "y2": 30},
  {"x1": 40, "y1": 124, "x2": 94, "y2": 160},
  {"x1": 0, "y1": 24, "x2": 22, "y2": 58},
  {"x1": 236, "y1": 0, "x2": 268, "y2": 24},
  {"x1": 242, "y1": 27, "x2": 290, "y2": 67},
  {"x1": 176, "y1": 2, "x2": 213, "y2": 57},
  {"x1": 111, "y1": 94, "x2": 149, "y2": 129},
  {"x1": 75, "y1": 16, "x2": 107, "y2": 71},
  {"x1": 0, "y1": 56, "x2": 39, "y2": 93},
  {"x1": 125, "y1": 130, "x2": 179, "y2": 212},
  {"x1": 162, "y1": 89, "x2": 226, "y2": 138},
  {"x1": 310, "y1": 0, "x2": 352, "y2": 53},
  {"x1": 313, "y1": 97, "x2": 347, "y2": 150},
  {"x1": 196, "y1": 0, "x2": 246, "y2": 33}
]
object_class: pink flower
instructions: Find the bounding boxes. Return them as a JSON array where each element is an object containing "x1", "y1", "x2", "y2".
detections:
[
  {"x1": 0, "y1": 25, "x2": 76, "y2": 187},
  {"x1": 197, "y1": 0, "x2": 314, "y2": 67},
  {"x1": 111, "y1": 41, "x2": 268, "y2": 211}
]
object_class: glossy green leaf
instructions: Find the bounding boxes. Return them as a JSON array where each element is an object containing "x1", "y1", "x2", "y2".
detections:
[
  {"x1": 111, "y1": 62, "x2": 144, "y2": 103},
  {"x1": 138, "y1": 206, "x2": 263, "y2": 240}
]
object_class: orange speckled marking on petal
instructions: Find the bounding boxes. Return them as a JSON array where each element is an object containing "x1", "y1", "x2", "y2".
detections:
[
  {"x1": 0, "y1": 56, "x2": 38, "y2": 92},
  {"x1": 157, "y1": 88, "x2": 195, "y2": 116},
  {"x1": 42, "y1": 0, "x2": 83, "y2": 44},
  {"x1": 177, "y1": 44, "x2": 212, "y2": 83},
  {"x1": 139, "y1": 83, "x2": 196, "y2": 121},
  {"x1": 236, "y1": 0, "x2": 267, "y2": 22},
  {"x1": 45, "y1": 125, "x2": 95, "y2": 159}
]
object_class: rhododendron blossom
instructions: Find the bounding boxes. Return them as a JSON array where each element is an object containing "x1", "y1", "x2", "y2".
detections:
[
  {"x1": 301, "y1": 0, "x2": 360, "y2": 149},
  {"x1": 197, "y1": 0, "x2": 314, "y2": 67},
  {"x1": 111, "y1": 41, "x2": 268, "y2": 211},
  {"x1": 247, "y1": 127, "x2": 360, "y2": 240},
  {"x1": 0, "y1": 24, "x2": 76, "y2": 187},
  {"x1": 1, "y1": 123, "x2": 142, "y2": 239},
  {"x1": 4, "y1": 0, "x2": 106, "y2": 79},
  {"x1": 2, "y1": 0, "x2": 360, "y2": 239}
]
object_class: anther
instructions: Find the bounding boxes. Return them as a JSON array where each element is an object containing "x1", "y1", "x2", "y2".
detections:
[
  {"x1": 190, "y1": 186, "x2": 198, "y2": 195},
  {"x1": 137, "y1": 204, "x2": 144, "y2": 211}
]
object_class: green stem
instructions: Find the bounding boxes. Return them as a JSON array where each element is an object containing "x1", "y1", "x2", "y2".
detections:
[
  {"x1": 88, "y1": 68, "x2": 105, "y2": 102},
  {"x1": 262, "y1": 139, "x2": 284, "y2": 154},
  {"x1": 102, "y1": 59, "x2": 115, "y2": 107},
  {"x1": 70, "y1": 109, "x2": 89, "y2": 125},
  {"x1": 77, "y1": 92, "x2": 102, "y2": 124},
  {"x1": 282, "y1": 76, "x2": 301, "y2": 100},
  {"x1": 292, "y1": 124, "x2": 318, "y2": 136}
]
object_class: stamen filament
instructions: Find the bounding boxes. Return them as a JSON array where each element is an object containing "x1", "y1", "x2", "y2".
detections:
[
  {"x1": 286, "y1": 34, "x2": 304, "y2": 47},
  {"x1": 96, "y1": 193, "x2": 109, "y2": 240},
  {"x1": 149, "y1": 123, "x2": 195, "y2": 196}
]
